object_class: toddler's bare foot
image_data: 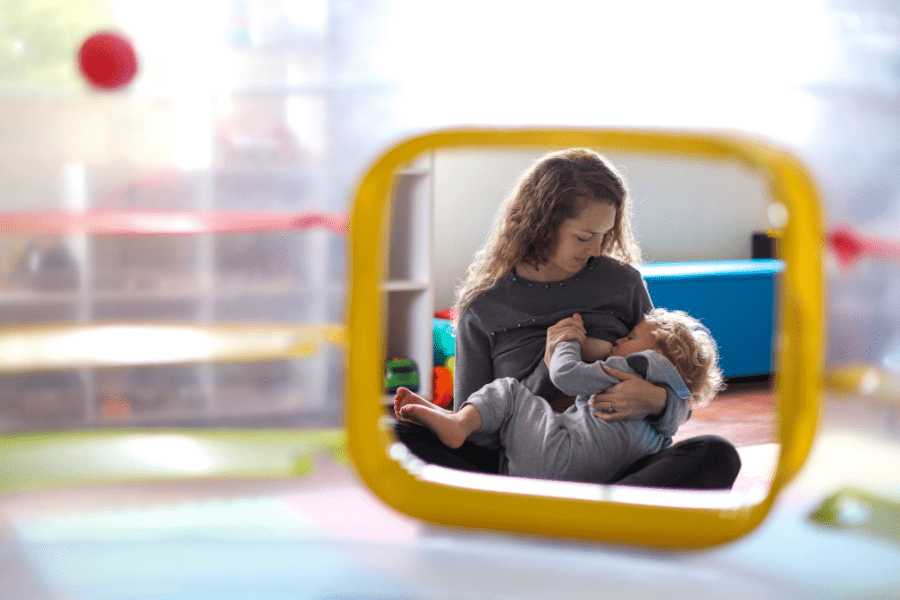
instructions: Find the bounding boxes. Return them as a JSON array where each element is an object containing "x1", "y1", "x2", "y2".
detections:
[
  {"x1": 393, "y1": 387, "x2": 436, "y2": 420},
  {"x1": 398, "y1": 403, "x2": 468, "y2": 449}
]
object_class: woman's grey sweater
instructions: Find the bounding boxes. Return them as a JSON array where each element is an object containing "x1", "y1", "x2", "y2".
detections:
[{"x1": 453, "y1": 255, "x2": 689, "y2": 437}]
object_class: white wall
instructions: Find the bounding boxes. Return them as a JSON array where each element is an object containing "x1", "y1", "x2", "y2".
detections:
[{"x1": 432, "y1": 148, "x2": 773, "y2": 310}]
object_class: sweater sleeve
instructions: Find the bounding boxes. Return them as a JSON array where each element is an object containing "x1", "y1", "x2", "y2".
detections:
[
  {"x1": 452, "y1": 309, "x2": 495, "y2": 411},
  {"x1": 548, "y1": 340, "x2": 623, "y2": 396},
  {"x1": 649, "y1": 388, "x2": 691, "y2": 436}
]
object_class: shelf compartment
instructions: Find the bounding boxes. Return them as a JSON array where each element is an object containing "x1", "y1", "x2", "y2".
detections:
[
  {"x1": 212, "y1": 358, "x2": 308, "y2": 416},
  {"x1": 0, "y1": 370, "x2": 87, "y2": 432},
  {"x1": 93, "y1": 364, "x2": 207, "y2": 424},
  {"x1": 386, "y1": 171, "x2": 431, "y2": 283},
  {"x1": 384, "y1": 289, "x2": 433, "y2": 400},
  {"x1": 91, "y1": 236, "x2": 200, "y2": 296}
]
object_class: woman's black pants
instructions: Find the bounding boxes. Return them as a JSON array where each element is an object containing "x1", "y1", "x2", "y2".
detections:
[{"x1": 392, "y1": 420, "x2": 741, "y2": 490}]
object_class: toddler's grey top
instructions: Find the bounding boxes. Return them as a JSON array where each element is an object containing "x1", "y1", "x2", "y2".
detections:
[{"x1": 453, "y1": 256, "x2": 689, "y2": 436}]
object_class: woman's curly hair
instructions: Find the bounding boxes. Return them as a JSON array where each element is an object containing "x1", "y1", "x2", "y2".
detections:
[
  {"x1": 644, "y1": 308, "x2": 725, "y2": 409},
  {"x1": 454, "y1": 148, "x2": 641, "y2": 323}
]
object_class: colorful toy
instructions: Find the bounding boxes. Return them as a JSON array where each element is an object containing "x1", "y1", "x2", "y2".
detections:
[
  {"x1": 435, "y1": 308, "x2": 457, "y2": 321},
  {"x1": 383, "y1": 357, "x2": 419, "y2": 393},
  {"x1": 432, "y1": 365, "x2": 453, "y2": 408},
  {"x1": 433, "y1": 318, "x2": 456, "y2": 366}
]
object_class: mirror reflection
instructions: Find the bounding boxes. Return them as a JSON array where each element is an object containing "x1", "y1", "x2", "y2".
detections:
[{"x1": 384, "y1": 147, "x2": 781, "y2": 507}]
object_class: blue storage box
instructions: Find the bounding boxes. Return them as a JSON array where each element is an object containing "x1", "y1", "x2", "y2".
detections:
[{"x1": 639, "y1": 259, "x2": 784, "y2": 378}]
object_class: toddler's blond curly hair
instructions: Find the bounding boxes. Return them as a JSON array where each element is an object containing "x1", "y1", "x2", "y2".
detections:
[{"x1": 644, "y1": 308, "x2": 725, "y2": 409}]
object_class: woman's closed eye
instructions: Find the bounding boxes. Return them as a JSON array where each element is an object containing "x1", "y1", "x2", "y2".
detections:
[{"x1": 579, "y1": 229, "x2": 613, "y2": 243}]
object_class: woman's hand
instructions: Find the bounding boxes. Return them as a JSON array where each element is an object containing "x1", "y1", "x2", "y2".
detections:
[
  {"x1": 590, "y1": 365, "x2": 667, "y2": 421},
  {"x1": 544, "y1": 314, "x2": 587, "y2": 367}
]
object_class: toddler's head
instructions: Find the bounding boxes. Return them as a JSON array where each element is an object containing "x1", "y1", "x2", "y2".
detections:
[{"x1": 611, "y1": 308, "x2": 724, "y2": 408}]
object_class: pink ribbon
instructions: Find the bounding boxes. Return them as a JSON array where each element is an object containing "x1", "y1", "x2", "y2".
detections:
[{"x1": 0, "y1": 210, "x2": 348, "y2": 236}]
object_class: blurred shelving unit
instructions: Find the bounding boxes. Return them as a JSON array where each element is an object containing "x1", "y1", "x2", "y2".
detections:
[
  {"x1": 0, "y1": 2, "x2": 351, "y2": 433},
  {"x1": 382, "y1": 154, "x2": 435, "y2": 404}
]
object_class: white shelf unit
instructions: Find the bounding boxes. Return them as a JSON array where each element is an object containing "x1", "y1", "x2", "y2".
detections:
[
  {"x1": 382, "y1": 154, "x2": 435, "y2": 405},
  {"x1": 0, "y1": 11, "x2": 351, "y2": 432},
  {"x1": 0, "y1": 191, "x2": 345, "y2": 433}
]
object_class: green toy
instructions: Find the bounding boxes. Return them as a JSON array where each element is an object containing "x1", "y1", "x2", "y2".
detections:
[{"x1": 384, "y1": 357, "x2": 419, "y2": 393}]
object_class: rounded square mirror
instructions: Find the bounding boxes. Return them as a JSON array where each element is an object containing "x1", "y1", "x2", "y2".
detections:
[{"x1": 346, "y1": 129, "x2": 824, "y2": 548}]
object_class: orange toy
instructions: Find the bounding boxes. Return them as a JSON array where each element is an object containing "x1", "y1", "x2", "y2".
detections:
[{"x1": 432, "y1": 366, "x2": 453, "y2": 408}]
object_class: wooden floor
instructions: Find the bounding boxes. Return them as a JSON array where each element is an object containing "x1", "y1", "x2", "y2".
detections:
[{"x1": 673, "y1": 378, "x2": 777, "y2": 448}]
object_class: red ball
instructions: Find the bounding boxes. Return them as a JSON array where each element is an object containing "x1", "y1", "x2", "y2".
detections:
[
  {"x1": 432, "y1": 366, "x2": 453, "y2": 408},
  {"x1": 78, "y1": 32, "x2": 138, "y2": 90}
]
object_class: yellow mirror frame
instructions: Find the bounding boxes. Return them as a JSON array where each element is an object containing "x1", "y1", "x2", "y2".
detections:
[{"x1": 346, "y1": 128, "x2": 824, "y2": 549}]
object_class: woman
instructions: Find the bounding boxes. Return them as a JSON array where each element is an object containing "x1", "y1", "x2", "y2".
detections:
[{"x1": 394, "y1": 148, "x2": 740, "y2": 489}]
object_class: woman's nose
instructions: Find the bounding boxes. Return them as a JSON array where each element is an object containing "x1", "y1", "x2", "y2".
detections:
[{"x1": 589, "y1": 238, "x2": 603, "y2": 256}]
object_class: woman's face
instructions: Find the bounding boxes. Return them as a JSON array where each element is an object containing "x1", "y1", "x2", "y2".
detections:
[{"x1": 545, "y1": 201, "x2": 617, "y2": 279}]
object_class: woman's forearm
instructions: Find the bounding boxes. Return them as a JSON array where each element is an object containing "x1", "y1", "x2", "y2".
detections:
[
  {"x1": 594, "y1": 371, "x2": 669, "y2": 421},
  {"x1": 644, "y1": 383, "x2": 668, "y2": 417}
]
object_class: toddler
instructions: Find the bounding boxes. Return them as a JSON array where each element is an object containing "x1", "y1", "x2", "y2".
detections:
[{"x1": 395, "y1": 308, "x2": 724, "y2": 484}]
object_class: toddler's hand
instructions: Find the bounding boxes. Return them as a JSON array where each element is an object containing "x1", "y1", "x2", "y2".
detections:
[{"x1": 544, "y1": 313, "x2": 587, "y2": 367}]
